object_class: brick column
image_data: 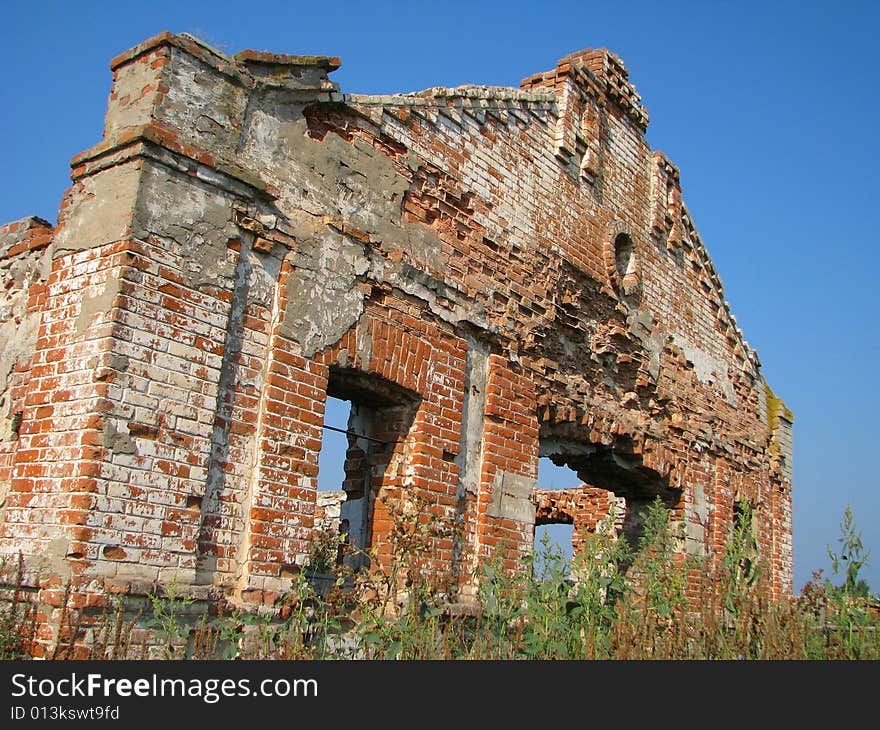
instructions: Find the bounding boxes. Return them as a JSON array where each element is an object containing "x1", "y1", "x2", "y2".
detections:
[
  {"x1": 232, "y1": 259, "x2": 328, "y2": 601},
  {"x1": 473, "y1": 355, "x2": 539, "y2": 574}
]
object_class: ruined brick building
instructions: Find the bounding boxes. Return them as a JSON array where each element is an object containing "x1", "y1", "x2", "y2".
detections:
[{"x1": 0, "y1": 32, "x2": 793, "y2": 651}]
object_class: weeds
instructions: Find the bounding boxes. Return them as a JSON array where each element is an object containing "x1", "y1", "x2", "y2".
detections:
[
  {"x1": 2, "y1": 502, "x2": 878, "y2": 660},
  {"x1": 144, "y1": 582, "x2": 196, "y2": 659},
  {"x1": 0, "y1": 555, "x2": 36, "y2": 659}
]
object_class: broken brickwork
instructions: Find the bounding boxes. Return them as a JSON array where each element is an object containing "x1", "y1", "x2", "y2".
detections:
[{"x1": 0, "y1": 33, "x2": 793, "y2": 655}]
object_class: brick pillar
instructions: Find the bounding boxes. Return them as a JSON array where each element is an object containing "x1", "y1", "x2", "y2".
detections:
[
  {"x1": 474, "y1": 355, "x2": 539, "y2": 574},
  {"x1": 0, "y1": 239, "x2": 151, "y2": 654},
  {"x1": 232, "y1": 259, "x2": 328, "y2": 600}
]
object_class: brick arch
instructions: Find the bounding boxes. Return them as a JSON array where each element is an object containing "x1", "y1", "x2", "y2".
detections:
[{"x1": 314, "y1": 310, "x2": 450, "y2": 400}]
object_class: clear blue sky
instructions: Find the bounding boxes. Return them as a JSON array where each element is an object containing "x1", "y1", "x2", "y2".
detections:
[{"x1": 2, "y1": 1, "x2": 877, "y2": 593}]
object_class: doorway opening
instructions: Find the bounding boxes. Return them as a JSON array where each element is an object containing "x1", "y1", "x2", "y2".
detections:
[{"x1": 532, "y1": 457, "x2": 581, "y2": 579}]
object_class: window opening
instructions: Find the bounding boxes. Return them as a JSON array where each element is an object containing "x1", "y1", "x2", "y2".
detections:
[{"x1": 312, "y1": 370, "x2": 420, "y2": 572}]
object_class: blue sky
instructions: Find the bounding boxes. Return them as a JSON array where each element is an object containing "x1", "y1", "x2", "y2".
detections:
[{"x1": 2, "y1": 1, "x2": 877, "y2": 593}]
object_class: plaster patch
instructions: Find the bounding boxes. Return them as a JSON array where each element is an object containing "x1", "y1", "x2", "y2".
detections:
[
  {"x1": 244, "y1": 102, "x2": 445, "y2": 271},
  {"x1": 75, "y1": 281, "x2": 120, "y2": 336},
  {"x1": 672, "y1": 331, "x2": 736, "y2": 404},
  {"x1": 0, "y1": 313, "x2": 39, "y2": 395},
  {"x1": 54, "y1": 163, "x2": 141, "y2": 253},
  {"x1": 24, "y1": 537, "x2": 73, "y2": 581},
  {"x1": 282, "y1": 228, "x2": 368, "y2": 355},
  {"x1": 103, "y1": 422, "x2": 137, "y2": 454},
  {"x1": 136, "y1": 162, "x2": 239, "y2": 288}
]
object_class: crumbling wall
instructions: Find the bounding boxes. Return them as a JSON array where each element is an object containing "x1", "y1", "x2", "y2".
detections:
[
  {"x1": 0, "y1": 32, "x2": 793, "y2": 655},
  {"x1": 533, "y1": 485, "x2": 628, "y2": 553},
  {"x1": 0, "y1": 217, "x2": 53, "y2": 516}
]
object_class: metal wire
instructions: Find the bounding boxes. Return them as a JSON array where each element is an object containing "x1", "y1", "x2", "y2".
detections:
[{"x1": 321, "y1": 423, "x2": 390, "y2": 445}]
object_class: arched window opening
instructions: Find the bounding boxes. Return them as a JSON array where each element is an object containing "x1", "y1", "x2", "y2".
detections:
[{"x1": 614, "y1": 233, "x2": 634, "y2": 282}]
